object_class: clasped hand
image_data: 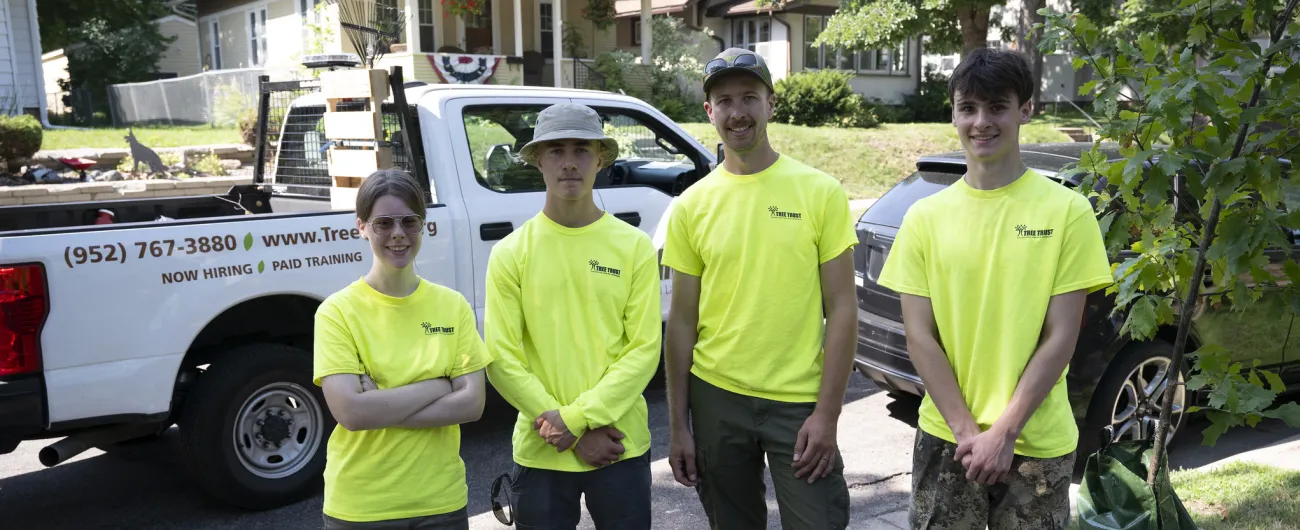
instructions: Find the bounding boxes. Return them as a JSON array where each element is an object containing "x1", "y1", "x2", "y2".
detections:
[
  {"x1": 953, "y1": 425, "x2": 1017, "y2": 486},
  {"x1": 534, "y1": 410, "x2": 626, "y2": 468}
]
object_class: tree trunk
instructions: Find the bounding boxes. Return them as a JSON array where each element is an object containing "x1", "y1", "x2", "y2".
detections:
[
  {"x1": 957, "y1": 5, "x2": 992, "y2": 57},
  {"x1": 1017, "y1": 0, "x2": 1046, "y2": 105}
]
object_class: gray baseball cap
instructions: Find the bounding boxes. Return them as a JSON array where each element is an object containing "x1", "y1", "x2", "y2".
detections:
[{"x1": 519, "y1": 103, "x2": 619, "y2": 167}]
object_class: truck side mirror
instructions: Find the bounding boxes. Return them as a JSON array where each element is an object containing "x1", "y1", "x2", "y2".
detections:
[{"x1": 716, "y1": 142, "x2": 725, "y2": 164}]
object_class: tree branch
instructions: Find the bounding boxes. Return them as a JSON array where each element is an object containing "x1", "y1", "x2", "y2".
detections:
[{"x1": 1147, "y1": 0, "x2": 1300, "y2": 486}]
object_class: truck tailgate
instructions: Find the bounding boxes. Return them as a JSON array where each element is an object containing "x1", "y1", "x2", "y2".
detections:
[{"x1": 0, "y1": 207, "x2": 456, "y2": 426}]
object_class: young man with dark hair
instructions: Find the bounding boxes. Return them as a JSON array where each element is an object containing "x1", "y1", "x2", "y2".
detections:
[
  {"x1": 662, "y1": 48, "x2": 858, "y2": 529},
  {"x1": 484, "y1": 103, "x2": 662, "y2": 529},
  {"x1": 876, "y1": 47, "x2": 1112, "y2": 529}
]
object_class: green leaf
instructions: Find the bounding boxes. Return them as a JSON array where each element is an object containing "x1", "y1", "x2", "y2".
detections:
[
  {"x1": 244, "y1": 232, "x2": 254, "y2": 251},
  {"x1": 1263, "y1": 402, "x2": 1300, "y2": 427},
  {"x1": 1079, "y1": 80, "x2": 1098, "y2": 97},
  {"x1": 1186, "y1": 374, "x2": 1208, "y2": 390},
  {"x1": 1124, "y1": 296, "x2": 1159, "y2": 340},
  {"x1": 1072, "y1": 57, "x2": 1085, "y2": 71},
  {"x1": 1246, "y1": 412, "x2": 1262, "y2": 428},
  {"x1": 258, "y1": 260, "x2": 265, "y2": 274},
  {"x1": 1188, "y1": 25, "x2": 1207, "y2": 45},
  {"x1": 1202, "y1": 409, "x2": 1232, "y2": 446},
  {"x1": 1265, "y1": 370, "x2": 1287, "y2": 394}
]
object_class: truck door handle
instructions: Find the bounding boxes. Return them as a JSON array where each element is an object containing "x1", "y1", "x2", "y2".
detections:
[
  {"x1": 480, "y1": 222, "x2": 513, "y2": 241},
  {"x1": 614, "y1": 211, "x2": 641, "y2": 227}
]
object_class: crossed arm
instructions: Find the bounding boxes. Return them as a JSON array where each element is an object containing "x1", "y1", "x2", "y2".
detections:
[{"x1": 320, "y1": 369, "x2": 486, "y2": 432}]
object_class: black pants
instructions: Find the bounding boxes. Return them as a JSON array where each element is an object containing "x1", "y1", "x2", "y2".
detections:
[{"x1": 509, "y1": 452, "x2": 652, "y2": 530}]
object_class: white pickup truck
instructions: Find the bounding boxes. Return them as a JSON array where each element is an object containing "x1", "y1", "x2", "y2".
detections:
[{"x1": 0, "y1": 67, "x2": 714, "y2": 509}]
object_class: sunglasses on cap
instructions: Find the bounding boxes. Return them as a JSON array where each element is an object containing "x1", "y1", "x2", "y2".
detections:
[
  {"x1": 367, "y1": 214, "x2": 424, "y2": 235},
  {"x1": 703, "y1": 52, "x2": 763, "y2": 78}
]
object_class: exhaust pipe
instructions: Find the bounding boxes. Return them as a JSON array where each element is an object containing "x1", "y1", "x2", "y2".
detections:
[{"x1": 39, "y1": 422, "x2": 164, "y2": 467}]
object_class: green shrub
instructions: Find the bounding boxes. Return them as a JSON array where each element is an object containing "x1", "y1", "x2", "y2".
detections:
[
  {"x1": 189, "y1": 150, "x2": 228, "y2": 176},
  {"x1": 0, "y1": 114, "x2": 43, "y2": 169},
  {"x1": 773, "y1": 70, "x2": 876, "y2": 128},
  {"x1": 902, "y1": 66, "x2": 952, "y2": 123},
  {"x1": 871, "y1": 101, "x2": 913, "y2": 124},
  {"x1": 238, "y1": 110, "x2": 258, "y2": 146}
]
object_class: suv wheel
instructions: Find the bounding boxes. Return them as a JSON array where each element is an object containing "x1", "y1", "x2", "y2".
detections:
[
  {"x1": 179, "y1": 343, "x2": 335, "y2": 510},
  {"x1": 1079, "y1": 340, "x2": 1188, "y2": 462}
]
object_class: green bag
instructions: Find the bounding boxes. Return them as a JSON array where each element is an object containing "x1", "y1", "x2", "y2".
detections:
[{"x1": 1076, "y1": 427, "x2": 1198, "y2": 530}]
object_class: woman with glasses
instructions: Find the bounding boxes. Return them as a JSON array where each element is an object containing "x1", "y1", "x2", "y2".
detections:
[{"x1": 312, "y1": 169, "x2": 491, "y2": 530}]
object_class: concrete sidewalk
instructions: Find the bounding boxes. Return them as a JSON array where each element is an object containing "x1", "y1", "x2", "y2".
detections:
[{"x1": 859, "y1": 433, "x2": 1300, "y2": 529}]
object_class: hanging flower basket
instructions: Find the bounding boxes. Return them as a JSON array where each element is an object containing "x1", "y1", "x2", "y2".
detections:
[
  {"x1": 583, "y1": 0, "x2": 616, "y2": 31},
  {"x1": 442, "y1": 0, "x2": 483, "y2": 18}
]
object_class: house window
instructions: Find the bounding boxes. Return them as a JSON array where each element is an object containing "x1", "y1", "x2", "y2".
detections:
[
  {"x1": 539, "y1": 2, "x2": 554, "y2": 56},
  {"x1": 210, "y1": 20, "x2": 223, "y2": 69},
  {"x1": 732, "y1": 18, "x2": 770, "y2": 51},
  {"x1": 300, "y1": 0, "x2": 324, "y2": 53},
  {"x1": 419, "y1": 0, "x2": 436, "y2": 52},
  {"x1": 804, "y1": 15, "x2": 907, "y2": 74},
  {"x1": 631, "y1": 17, "x2": 640, "y2": 46},
  {"x1": 249, "y1": 8, "x2": 268, "y2": 66}
]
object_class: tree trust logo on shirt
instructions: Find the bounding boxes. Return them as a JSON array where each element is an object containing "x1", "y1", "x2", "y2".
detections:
[
  {"x1": 421, "y1": 322, "x2": 455, "y2": 335},
  {"x1": 768, "y1": 206, "x2": 803, "y2": 220},
  {"x1": 589, "y1": 259, "x2": 622, "y2": 277},
  {"x1": 1015, "y1": 224, "x2": 1055, "y2": 239}
]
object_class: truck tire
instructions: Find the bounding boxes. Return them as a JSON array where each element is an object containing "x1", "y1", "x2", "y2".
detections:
[
  {"x1": 1077, "y1": 340, "x2": 1188, "y2": 470},
  {"x1": 179, "y1": 343, "x2": 334, "y2": 510}
]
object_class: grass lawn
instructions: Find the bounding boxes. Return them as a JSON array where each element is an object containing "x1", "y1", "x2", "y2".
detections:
[
  {"x1": 40, "y1": 126, "x2": 242, "y2": 151},
  {"x1": 1070, "y1": 461, "x2": 1300, "y2": 530},
  {"x1": 679, "y1": 122, "x2": 1074, "y2": 200},
  {"x1": 1167, "y1": 461, "x2": 1300, "y2": 529}
]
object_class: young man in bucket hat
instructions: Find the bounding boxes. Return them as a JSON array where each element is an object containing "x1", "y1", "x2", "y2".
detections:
[
  {"x1": 661, "y1": 48, "x2": 858, "y2": 529},
  {"x1": 484, "y1": 102, "x2": 662, "y2": 529}
]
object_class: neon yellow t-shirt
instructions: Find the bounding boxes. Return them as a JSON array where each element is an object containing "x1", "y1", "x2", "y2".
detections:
[
  {"x1": 876, "y1": 169, "x2": 1112, "y2": 458},
  {"x1": 484, "y1": 211, "x2": 662, "y2": 472},
  {"x1": 661, "y1": 154, "x2": 857, "y2": 402},
  {"x1": 312, "y1": 278, "x2": 492, "y2": 522}
]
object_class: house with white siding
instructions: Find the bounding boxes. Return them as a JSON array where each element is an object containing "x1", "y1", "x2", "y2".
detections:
[
  {"x1": 0, "y1": 0, "x2": 48, "y2": 122},
  {"x1": 184, "y1": 0, "x2": 924, "y2": 102}
]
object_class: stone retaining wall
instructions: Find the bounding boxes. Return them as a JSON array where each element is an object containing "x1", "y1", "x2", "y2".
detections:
[
  {"x1": 30, "y1": 144, "x2": 256, "y2": 171},
  {"x1": 0, "y1": 176, "x2": 255, "y2": 206}
]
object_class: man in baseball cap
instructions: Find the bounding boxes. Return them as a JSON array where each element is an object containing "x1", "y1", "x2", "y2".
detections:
[
  {"x1": 664, "y1": 47, "x2": 857, "y2": 529},
  {"x1": 485, "y1": 102, "x2": 661, "y2": 529},
  {"x1": 701, "y1": 47, "x2": 776, "y2": 97}
]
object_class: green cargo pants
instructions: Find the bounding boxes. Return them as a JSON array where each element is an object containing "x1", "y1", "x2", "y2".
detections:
[{"x1": 689, "y1": 374, "x2": 850, "y2": 530}]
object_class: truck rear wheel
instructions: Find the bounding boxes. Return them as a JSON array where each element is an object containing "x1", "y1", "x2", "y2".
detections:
[{"x1": 179, "y1": 343, "x2": 334, "y2": 510}]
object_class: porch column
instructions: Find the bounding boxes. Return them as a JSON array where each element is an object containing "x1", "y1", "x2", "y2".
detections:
[
  {"x1": 514, "y1": 0, "x2": 523, "y2": 56},
  {"x1": 405, "y1": 0, "x2": 417, "y2": 49},
  {"x1": 553, "y1": 0, "x2": 563, "y2": 86},
  {"x1": 640, "y1": 0, "x2": 651, "y2": 64}
]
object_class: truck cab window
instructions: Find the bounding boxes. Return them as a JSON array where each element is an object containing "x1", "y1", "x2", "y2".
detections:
[{"x1": 463, "y1": 105, "x2": 699, "y2": 196}]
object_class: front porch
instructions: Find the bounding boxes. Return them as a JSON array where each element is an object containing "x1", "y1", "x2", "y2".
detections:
[{"x1": 387, "y1": 0, "x2": 663, "y2": 87}]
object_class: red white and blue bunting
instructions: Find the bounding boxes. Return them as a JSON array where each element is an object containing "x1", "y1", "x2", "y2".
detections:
[{"x1": 429, "y1": 54, "x2": 502, "y2": 84}]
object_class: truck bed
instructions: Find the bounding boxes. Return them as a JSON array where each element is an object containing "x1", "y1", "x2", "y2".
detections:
[{"x1": 0, "y1": 185, "x2": 313, "y2": 234}]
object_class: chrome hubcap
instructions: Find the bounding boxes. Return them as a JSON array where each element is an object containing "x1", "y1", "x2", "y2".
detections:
[
  {"x1": 1111, "y1": 356, "x2": 1185, "y2": 443},
  {"x1": 234, "y1": 383, "x2": 323, "y2": 479}
]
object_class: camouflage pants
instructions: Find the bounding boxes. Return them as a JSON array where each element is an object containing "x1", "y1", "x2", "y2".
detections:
[{"x1": 909, "y1": 430, "x2": 1073, "y2": 530}]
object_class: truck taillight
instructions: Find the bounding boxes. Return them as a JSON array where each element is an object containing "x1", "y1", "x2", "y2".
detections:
[{"x1": 0, "y1": 264, "x2": 47, "y2": 377}]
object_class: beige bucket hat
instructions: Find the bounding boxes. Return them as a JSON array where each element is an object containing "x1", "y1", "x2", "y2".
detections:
[{"x1": 519, "y1": 103, "x2": 620, "y2": 168}]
